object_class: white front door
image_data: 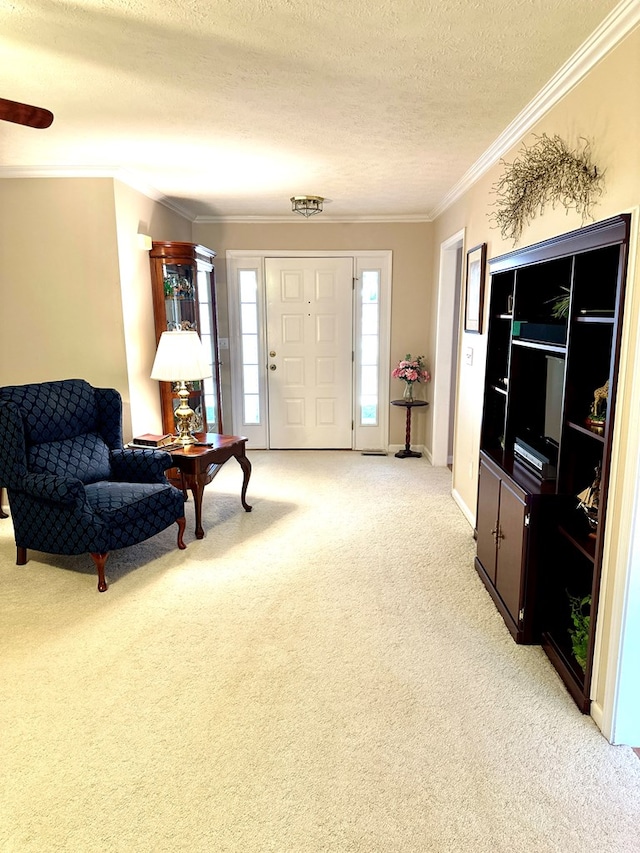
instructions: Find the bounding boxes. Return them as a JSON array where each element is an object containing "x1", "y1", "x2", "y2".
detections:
[{"x1": 265, "y1": 257, "x2": 354, "y2": 449}]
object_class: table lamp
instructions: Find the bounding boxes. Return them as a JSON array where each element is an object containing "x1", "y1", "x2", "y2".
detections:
[{"x1": 151, "y1": 330, "x2": 212, "y2": 445}]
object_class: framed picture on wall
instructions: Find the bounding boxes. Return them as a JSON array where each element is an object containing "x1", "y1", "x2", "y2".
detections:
[{"x1": 465, "y1": 243, "x2": 487, "y2": 334}]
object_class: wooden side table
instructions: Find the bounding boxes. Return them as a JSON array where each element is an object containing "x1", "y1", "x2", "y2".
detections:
[
  {"x1": 169, "y1": 434, "x2": 252, "y2": 539},
  {"x1": 391, "y1": 400, "x2": 429, "y2": 458}
]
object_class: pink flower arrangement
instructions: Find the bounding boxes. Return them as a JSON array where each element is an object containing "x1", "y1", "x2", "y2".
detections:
[{"x1": 392, "y1": 354, "x2": 431, "y2": 385}]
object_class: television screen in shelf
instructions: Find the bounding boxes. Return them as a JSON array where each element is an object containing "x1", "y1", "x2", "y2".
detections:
[{"x1": 513, "y1": 355, "x2": 563, "y2": 481}]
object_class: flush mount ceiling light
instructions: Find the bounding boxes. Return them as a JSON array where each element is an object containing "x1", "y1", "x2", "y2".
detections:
[{"x1": 290, "y1": 195, "x2": 324, "y2": 217}]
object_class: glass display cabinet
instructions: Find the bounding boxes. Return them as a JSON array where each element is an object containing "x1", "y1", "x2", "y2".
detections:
[{"x1": 149, "y1": 242, "x2": 223, "y2": 435}]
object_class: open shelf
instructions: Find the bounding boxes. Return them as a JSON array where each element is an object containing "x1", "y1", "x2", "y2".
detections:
[
  {"x1": 576, "y1": 315, "x2": 615, "y2": 325},
  {"x1": 512, "y1": 339, "x2": 567, "y2": 355},
  {"x1": 542, "y1": 631, "x2": 589, "y2": 711},
  {"x1": 566, "y1": 421, "x2": 605, "y2": 442},
  {"x1": 558, "y1": 524, "x2": 596, "y2": 563}
]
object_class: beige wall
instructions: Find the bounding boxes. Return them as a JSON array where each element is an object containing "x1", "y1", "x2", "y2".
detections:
[
  {"x1": 0, "y1": 178, "x2": 126, "y2": 389},
  {"x1": 192, "y1": 220, "x2": 433, "y2": 446},
  {"x1": 113, "y1": 180, "x2": 192, "y2": 437},
  {"x1": 431, "y1": 28, "x2": 640, "y2": 725},
  {"x1": 0, "y1": 177, "x2": 192, "y2": 438}
]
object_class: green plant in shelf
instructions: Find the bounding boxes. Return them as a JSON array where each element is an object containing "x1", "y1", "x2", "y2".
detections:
[
  {"x1": 567, "y1": 592, "x2": 591, "y2": 671},
  {"x1": 548, "y1": 286, "x2": 571, "y2": 320}
]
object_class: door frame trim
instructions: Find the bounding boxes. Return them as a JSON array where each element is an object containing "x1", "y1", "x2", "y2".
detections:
[
  {"x1": 226, "y1": 250, "x2": 393, "y2": 450},
  {"x1": 432, "y1": 228, "x2": 465, "y2": 467}
]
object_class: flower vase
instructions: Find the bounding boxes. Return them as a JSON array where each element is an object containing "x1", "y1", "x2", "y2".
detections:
[{"x1": 403, "y1": 382, "x2": 414, "y2": 401}]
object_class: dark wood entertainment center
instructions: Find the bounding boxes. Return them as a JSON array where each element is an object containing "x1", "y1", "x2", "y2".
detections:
[{"x1": 475, "y1": 214, "x2": 630, "y2": 712}]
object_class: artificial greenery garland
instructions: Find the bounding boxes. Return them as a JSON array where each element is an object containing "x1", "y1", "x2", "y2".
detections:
[{"x1": 490, "y1": 134, "x2": 605, "y2": 244}]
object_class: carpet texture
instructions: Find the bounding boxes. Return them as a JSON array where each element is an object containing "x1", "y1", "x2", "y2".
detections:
[{"x1": 1, "y1": 451, "x2": 639, "y2": 852}]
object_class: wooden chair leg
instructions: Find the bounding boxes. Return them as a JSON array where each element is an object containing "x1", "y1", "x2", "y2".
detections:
[
  {"x1": 17, "y1": 546, "x2": 27, "y2": 565},
  {"x1": 90, "y1": 552, "x2": 109, "y2": 592},
  {"x1": 176, "y1": 516, "x2": 187, "y2": 550}
]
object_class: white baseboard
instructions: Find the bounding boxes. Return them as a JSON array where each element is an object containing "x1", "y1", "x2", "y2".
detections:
[
  {"x1": 590, "y1": 700, "x2": 606, "y2": 737},
  {"x1": 452, "y1": 488, "x2": 475, "y2": 530}
]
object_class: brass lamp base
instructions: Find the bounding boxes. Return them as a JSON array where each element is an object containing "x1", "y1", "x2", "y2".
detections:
[{"x1": 174, "y1": 381, "x2": 197, "y2": 445}]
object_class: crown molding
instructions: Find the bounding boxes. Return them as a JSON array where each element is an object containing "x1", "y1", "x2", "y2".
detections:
[
  {"x1": 0, "y1": 165, "x2": 114, "y2": 179},
  {"x1": 193, "y1": 213, "x2": 431, "y2": 224},
  {"x1": 114, "y1": 169, "x2": 197, "y2": 220},
  {"x1": 429, "y1": 0, "x2": 640, "y2": 221}
]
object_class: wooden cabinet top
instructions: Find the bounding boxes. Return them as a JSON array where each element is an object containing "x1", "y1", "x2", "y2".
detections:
[
  {"x1": 489, "y1": 214, "x2": 629, "y2": 273},
  {"x1": 150, "y1": 242, "x2": 216, "y2": 263}
]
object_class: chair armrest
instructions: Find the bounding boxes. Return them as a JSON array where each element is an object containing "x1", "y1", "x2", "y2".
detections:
[
  {"x1": 20, "y1": 473, "x2": 85, "y2": 505},
  {"x1": 110, "y1": 448, "x2": 172, "y2": 483}
]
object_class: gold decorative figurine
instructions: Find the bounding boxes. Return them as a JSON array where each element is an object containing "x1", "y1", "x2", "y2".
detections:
[{"x1": 585, "y1": 380, "x2": 608, "y2": 435}]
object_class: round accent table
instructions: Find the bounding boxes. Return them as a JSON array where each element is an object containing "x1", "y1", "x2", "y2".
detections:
[{"x1": 391, "y1": 399, "x2": 429, "y2": 458}]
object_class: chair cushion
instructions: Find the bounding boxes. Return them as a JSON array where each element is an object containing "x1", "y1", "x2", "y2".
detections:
[
  {"x1": 84, "y1": 481, "x2": 178, "y2": 528},
  {"x1": 28, "y1": 433, "x2": 111, "y2": 484},
  {"x1": 0, "y1": 379, "x2": 100, "y2": 444}
]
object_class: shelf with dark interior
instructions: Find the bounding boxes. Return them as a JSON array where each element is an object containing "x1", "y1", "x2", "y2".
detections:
[
  {"x1": 572, "y1": 243, "x2": 621, "y2": 314},
  {"x1": 504, "y1": 341, "x2": 564, "y2": 476},
  {"x1": 540, "y1": 529, "x2": 596, "y2": 710},
  {"x1": 563, "y1": 326, "x2": 614, "y2": 430},
  {"x1": 566, "y1": 421, "x2": 605, "y2": 442},
  {"x1": 576, "y1": 315, "x2": 615, "y2": 325},
  {"x1": 481, "y1": 270, "x2": 514, "y2": 459},
  {"x1": 511, "y1": 339, "x2": 566, "y2": 355},
  {"x1": 511, "y1": 255, "x2": 572, "y2": 349},
  {"x1": 543, "y1": 225, "x2": 628, "y2": 709},
  {"x1": 542, "y1": 631, "x2": 590, "y2": 711},
  {"x1": 477, "y1": 214, "x2": 630, "y2": 712},
  {"x1": 558, "y1": 523, "x2": 596, "y2": 562}
]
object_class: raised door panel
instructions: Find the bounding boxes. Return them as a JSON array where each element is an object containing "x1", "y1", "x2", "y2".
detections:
[
  {"x1": 495, "y1": 480, "x2": 527, "y2": 625},
  {"x1": 476, "y1": 461, "x2": 500, "y2": 584}
]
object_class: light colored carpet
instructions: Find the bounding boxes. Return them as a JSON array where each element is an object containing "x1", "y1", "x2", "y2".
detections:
[{"x1": 1, "y1": 451, "x2": 639, "y2": 853}]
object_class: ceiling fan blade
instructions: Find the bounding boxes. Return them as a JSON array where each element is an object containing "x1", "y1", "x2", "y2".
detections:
[{"x1": 0, "y1": 97, "x2": 54, "y2": 129}]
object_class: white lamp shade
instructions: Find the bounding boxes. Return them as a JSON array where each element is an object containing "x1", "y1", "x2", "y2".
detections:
[{"x1": 151, "y1": 331, "x2": 213, "y2": 382}]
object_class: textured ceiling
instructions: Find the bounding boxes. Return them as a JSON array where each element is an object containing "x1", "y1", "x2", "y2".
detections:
[{"x1": 0, "y1": 0, "x2": 625, "y2": 220}]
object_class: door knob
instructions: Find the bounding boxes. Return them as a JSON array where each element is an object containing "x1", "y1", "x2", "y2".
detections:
[
  {"x1": 269, "y1": 364, "x2": 277, "y2": 371},
  {"x1": 269, "y1": 350, "x2": 276, "y2": 357}
]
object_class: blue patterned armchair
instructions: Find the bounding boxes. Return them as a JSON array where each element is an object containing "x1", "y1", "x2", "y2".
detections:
[{"x1": 0, "y1": 379, "x2": 186, "y2": 591}]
